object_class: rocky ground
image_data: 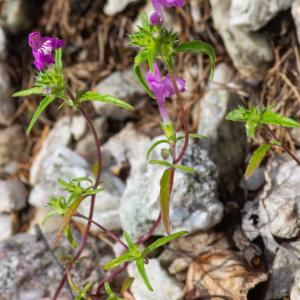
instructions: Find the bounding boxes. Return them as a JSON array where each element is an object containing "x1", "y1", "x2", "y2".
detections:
[{"x1": 1, "y1": 0, "x2": 300, "y2": 299}]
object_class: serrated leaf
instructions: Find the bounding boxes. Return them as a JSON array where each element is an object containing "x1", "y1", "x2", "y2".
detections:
[
  {"x1": 64, "y1": 224, "x2": 78, "y2": 249},
  {"x1": 146, "y1": 139, "x2": 170, "y2": 160},
  {"x1": 261, "y1": 110, "x2": 299, "y2": 128},
  {"x1": 136, "y1": 258, "x2": 153, "y2": 292},
  {"x1": 144, "y1": 231, "x2": 187, "y2": 255},
  {"x1": 103, "y1": 252, "x2": 131, "y2": 271},
  {"x1": 134, "y1": 63, "x2": 155, "y2": 99},
  {"x1": 27, "y1": 94, "x2": 56, "y2": 135},
  {"x1": 226, "y1": 107, "x2": 249, "y2": 122},
  {"x1": 245, "y1": 144, "x2": 271, "y2": 178},
  {"x1": 175, "y1": 41, "x2": 216, "y2": 79},
  {"x1": 54, "y1": 195, "x2": 84, "y2": 246},
  {"x1": 160, "y1": 169, "x2": 173, "y2": 234},
  {"x1": 12, "y1": 86, "x2": 44, "y2": 97},
  {"x1": 80, "y1": 92, "x2": 133, "y2": 110}
]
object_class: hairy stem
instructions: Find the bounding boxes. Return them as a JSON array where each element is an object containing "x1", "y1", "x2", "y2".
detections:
[
  {"x1": 265, "y1": 125, "x2": 300, "y2": 165},
  {"x1": 52, "y1": 107, "x2": 103, "y2": 300}
]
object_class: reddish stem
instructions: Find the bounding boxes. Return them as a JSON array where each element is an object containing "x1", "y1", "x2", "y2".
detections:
[{"x1": 52, "y1": 107, "x2": 103, "y2": 300}]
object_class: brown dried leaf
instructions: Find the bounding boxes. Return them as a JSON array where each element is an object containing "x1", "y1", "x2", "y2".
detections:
[{"x1": 185, "y1": 250, "x2": 268, "y2": 300}]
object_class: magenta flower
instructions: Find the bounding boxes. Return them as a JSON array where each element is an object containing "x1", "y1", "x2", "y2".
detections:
[
  {"x1": 150, "y1": 0, "x2": 184, "y2": 25},
  {"x1": 147, "y1": 63, "x2": 185, "y2": 122},
  {"x1": 28, "y1": 32, "x2": 64, "y2": 71}
]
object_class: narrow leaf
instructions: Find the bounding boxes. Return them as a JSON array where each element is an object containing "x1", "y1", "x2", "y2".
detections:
[
  {"x1": 146, "y1": 139, "x2": 170, "y2": 160},
  {"x1": 261, "y1": 110, "x2": 299, "y2": 128},
  {"x1": 54, "y1": 195, "x2": 84, "y2": 246},
  {"x1": 13, "y1": 86, "x2": 44, "y2": 97},
  {"x1": 27, "y1": 94, "x2": 56, "y2": 135},
  {"x1": 134, "y1": 64, "x2": 155, "y2": 99},
  {"x1": 175, "y1": 41, "x2": 216, "y2": 79},
  {"x1": 245, "y1": 144, "x2": 271, "y2": 178},
  {"x1": 148, "y1": 159, "x2": 173, "y2": 168},
  {"x1": 120, "y1": 277, "x2": 134, "y2": 294},
  {"x1": 64, "y1": 224, "x2": 78, "y2": 249},
  {"x1": 80, "y1": 92, "x2": 133, "y2": 110},
  {"x1": 103, "y1": 252, "x2": 131, "y2": 271},
  {"x1": 172, "y1": 164, "x2": 195, "y2": 174},
  {"x1": 160, "y1": 169, "x2": 173, "y2": 234},
  {"x1": 136, "y1": 259, "x2": 153, "y2": 292},
  {"x1": 123, "y1": 232, "x2": 135, "y2": 250},
  {"x1": 144, "y1": 231, "x2": 187, "y2": 255}
]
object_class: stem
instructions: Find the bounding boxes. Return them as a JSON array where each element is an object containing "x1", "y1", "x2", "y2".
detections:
[
  {"x1": 52, "y1": 107, "x2": 103, "y2": 300},
  {"x1": 265, "y1": 125, "x2": 300, "y2": 165},
  {"x1": 74, "y1": 212, "x2": 128, "y2": 249},
  {"x1": 168, "y1": 71, "x2": 189, "y2": 164},
  {"x1": 138, "y1": 213, "x2": 162, "y2": 244},
  {"x1": 96, "y1": 262, "x2": 129, "y2": 295}
]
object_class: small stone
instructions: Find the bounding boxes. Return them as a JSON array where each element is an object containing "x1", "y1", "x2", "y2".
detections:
[
  {"x1": 128, "y1": 259, "x2": 184, "y2": 300},
  {"x1": 209, "y1": 0, "x2": 273, "y2": 81},
  {"x1": 93, "y1": 68, "x2": 145, "y2": 120},
  {"x1": 292, "y1": 0, "x2": 300, "y2": 46},
  {"x1": 0, "y1": 180, "x2": 27, "y2": 213},
  {"x1": 0, "y1": 27, "x2": 7, "y2": 59},
  {"x1": 291, "y1": 269, "x2": 300, "y2": 300},
  {"x1": 240, "y1": 167, "x2": 265, "y2": 191},
  {"x1": 0, "y1": 125, "x2": 26, "y2": 175},
  {"x1": 168, "y1": 257, "x2": 192, "y2": 275},
  {"x1": 229, "y1": 0, "x2": 293, "y2": 31},
  {"x1": 104, "y1": 0, "x2": 137, "y2": 16},
  {"x1": 30, "y1": 117, "x2": 72, "y2": 185},
  {"x1": 0, "y1": 214, "x2": 13, "y2": 240}
]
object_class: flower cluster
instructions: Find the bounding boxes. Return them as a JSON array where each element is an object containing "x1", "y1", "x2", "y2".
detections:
[
  {"x1": 147, "y1": 63, "x2": 185, "y2": 122},
  {"x1": 28, "y1": 32, "x2": 64, "y2": 71},
  {"x1": 150, "y1": 0, "x2": 184, "y2": 25}
]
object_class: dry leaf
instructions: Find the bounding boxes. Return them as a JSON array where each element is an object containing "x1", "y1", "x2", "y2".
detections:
[{"x1": 185, "y1": 250, "x2": 268, "y2": 300}]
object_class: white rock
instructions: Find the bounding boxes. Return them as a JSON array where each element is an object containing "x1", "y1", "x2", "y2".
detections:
[
  {"x1": 196, "y1": 63, "x2": 246, "y2": 193},
  {"x1": 292, "y1": 0, "x2": 300, "y2": 45},
  {"x1": 104, "y1": 0, "x2": 137, "y2": 16},
  {"x1": 230, "y1": 0, "x2": 293, "y2": 31},
  {"x1": 30, "y1": 117, "x2": 72, "y2": 185},
  {"x1": 0, "y1": 180, "x2": 27, "y2": 213},
  {"x1": 0, "y1": 27, "x2": 6, "y2": 59},
  {"x1": 128, "y1": 259, "x2": 184, "y2": 300},
  {"x1": 0, "y1": 214, "x2": 13, "y2": 240},
  {"x1": 291, "y1": 269, "x2": 300, "y2": 300},
  {"x1": 70, "y1": 115, "x2": 87, "y2": 141},
  {"x1": 104, "y1": 125, "x2": 223, "y2": 239},
  {"x1": 93, "y1": 68, "x2": 145, "y2": 120},
  {"x1": 209, "y1": 0, "x2": 273, "y2": 81}
]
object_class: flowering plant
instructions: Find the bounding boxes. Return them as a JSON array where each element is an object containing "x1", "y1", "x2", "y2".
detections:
[{"x1": 13, "y1": 2, "x2": 216, "y2": 299}]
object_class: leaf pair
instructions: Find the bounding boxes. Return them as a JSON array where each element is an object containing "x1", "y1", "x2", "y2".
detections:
[
  {"x1": 226, "y1": 106, "x2": 299, "y2": 139},
  {"x1": 103, "y1": 231, "x2": 187, "y2": 292}
]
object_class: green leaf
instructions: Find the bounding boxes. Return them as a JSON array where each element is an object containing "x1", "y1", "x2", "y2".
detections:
[
  {"x1": 148, "y1": 160, "x2": 195, "y2": 173},
  {"x1": 134, "y1": 63, "x2": 155, "y2": 99},
  {"x1": 226, "y1": 107, "x2": 249, "y2": 122},
  {"x1": 123, "y1": 231, "x2": 135, "y2": 250},
  {"x1": 144, "y1": 231, "x2": 187, "y2": 255},
  {"x1": 64, "y1": 225, "x2": 78, "y2": 249},
  {"x1": 245, "y1": 144, "x2": 271, "y2": 178},
  {"x1": 80, "y1": 92, "x2": 133, "y2": 110},
  {"x1": 160, "y1": 169, "x2": 173, "y2": 234},
  {"x1": 13, "y1": 86, "x2": 44, "y2": 97},
  {"x1": 136, "y1": 258, "x2": 153, "y2": 292},
  {"x1": 103, "y1": 252, "x2": 131, "y2": 271},
  {"x1": 120, "y1": 277, "x2": 134, "y2": 294},
  {"x1": 74, "y1": 282, "x2": 93, "y2": 300},
  {"x1": 104, "y1": 282, "x2": 114, "y2": 296},
  {"x1": 27, "y1": 94, "x2": 56, "y2": 135},
  {"x1": 146, "y1": 139, "x2": 170, "y2": 160},
  {"x1": 55, "y1": 48, "x2": 63, "y2": 69},
  {"x1": 189, "y1": 133, "x2": 208, "y2": 139},
  {"x1": 175, "y1": 41, "x2": 216, "y2": 79},
  {"x1": 261, "y1": 110, "x2": 299, "y2": 128}
]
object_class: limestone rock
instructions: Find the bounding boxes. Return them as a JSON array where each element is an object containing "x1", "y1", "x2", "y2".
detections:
[
  {"x1": 93, "y1": 68, "x2": 145, "y2": 120},
  {"x1": 128, "y1": 259, "x2": 184, "y2": 300},
  {"x1": 0, "y1": 180, "x2": 27, "y2": 213},
  {"x1": 292, "y1": 0, "x2": 300, "y2": 45},
  {"x1": 209, "y1": 0, "x2": 273, "y2": 81},
  {"x1": 0, "y1": 214, "x2": 13, "y2": 240},
  {"x1": 104, "y1": 0, "x2": 137, "y2": 16},
  {"x1": 230, "y1": 0, "x2": 293, "y2": 31}
]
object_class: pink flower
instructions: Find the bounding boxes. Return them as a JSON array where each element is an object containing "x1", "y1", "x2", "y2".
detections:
[
  {"x1": 28, "y1": 32, "x2": 64, "y2": 71},
  {"x1": 147, "y1": 63, "x2": 185, "y2": 122},
  {"x1": 150, "y1": 0, "x2": 184, "y2": 25}
]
